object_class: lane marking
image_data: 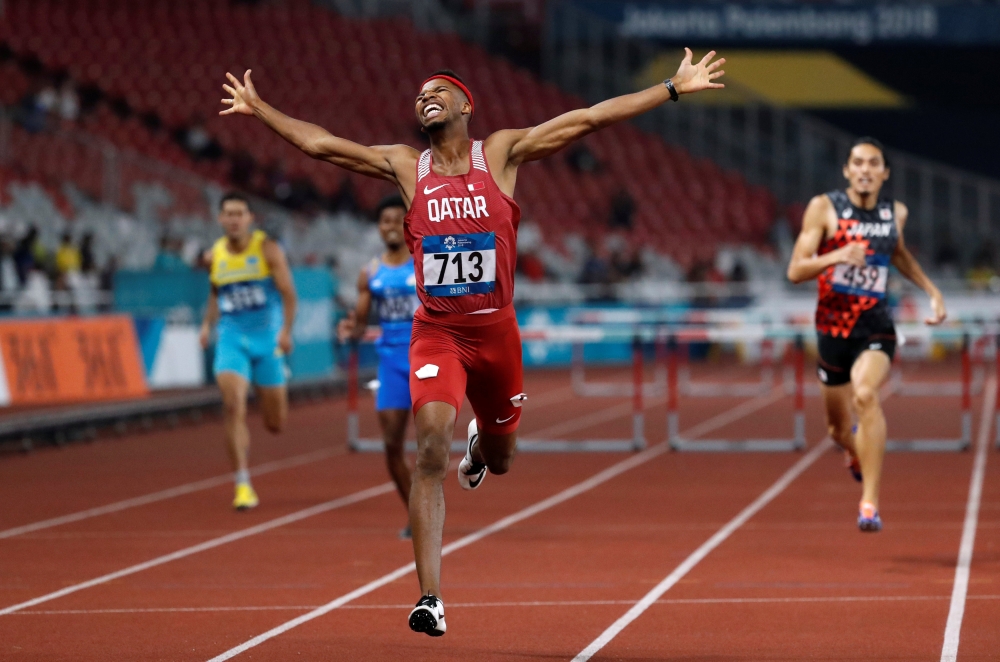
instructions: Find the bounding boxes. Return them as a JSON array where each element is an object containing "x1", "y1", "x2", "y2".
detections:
[
  {"x1": 0, "y1": 483, "x2": 395, "y2": 616},
  {"x1": 204, "y1": 391, "x2": 790, "y2": 661},
  {"x1": 0, "y1": 448, "x2": 342, "y2": 540},
  {"x1": 22, "y1": 594, "x2": 1000, "y2": 616},
  {"x1": 940, "y1": 376, "x2": 996, "y2": 662},
  {"x1": 573, "y1": 436, "x2": 833, "y2": 662},
  {"x1": 0, "y1": 383, "x2": 579, "y2": 539}
]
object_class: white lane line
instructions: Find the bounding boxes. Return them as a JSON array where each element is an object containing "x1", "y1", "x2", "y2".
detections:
[
  {"x1": 0, "y1": 448, "x2": 342, "y2": 540},
  {"x1": 0, "y1": 382, "x2": 576, "y2": 539},
  {"x1": 204, "y1": 391, "x2": 788, "y2": 662},
  {"x1": 0, "y1": 482, "x2": 395, "y2": 616},
  {"x1": 573, "y1": 436, "x2": 833, "y2": 662},
  {"x1": 940, "y1": 376, "x2": 996, "y2": 662},
  {"x1": 19, "y1": 595, "x2": 1000, "y2": 615}
]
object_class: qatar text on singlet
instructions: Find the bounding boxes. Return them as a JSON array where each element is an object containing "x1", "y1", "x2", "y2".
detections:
[{"x1": 403, "y1": 140, "x2": 520, "y2": 314}]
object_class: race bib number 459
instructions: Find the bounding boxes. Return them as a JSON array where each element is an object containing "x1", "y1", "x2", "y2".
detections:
[
  {"x1": 831, "y1": 253, "x2": 889, "y2": 299},
  {"x1": 422, "y1": 232, "x2": 496, "y2": 297}
]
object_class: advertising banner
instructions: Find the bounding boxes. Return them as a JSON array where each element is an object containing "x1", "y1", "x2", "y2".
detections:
[
  {"x1": 569, "y1": 1, "x2": 1000, "y2": 45},
  {"x1": 0, "y1": 315, "x2": 148, "y2": 406}
]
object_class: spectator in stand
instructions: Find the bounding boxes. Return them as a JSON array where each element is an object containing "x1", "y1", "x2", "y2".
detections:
[
  {"x1": 152, "y1": 235, "x2": 189, "y2": 271},
  {"x1": 0, "y1": 235, "x2": 18, "y2": 312},
  {"x1": 13, "y1": 226, "x2": 44, "y2": 283},
  {"x1": 73, "y1": 232, "x2": 102, "y2": 313},
  {"x1": 566, "y1": 144, "x2": 600, "y2": 174},
  {"x1": 609, "y1": 189, "x2": 635, "y2": 230},
  {"x1": 578, "y1": 235, "x2": 616, "y2": 301},
  {"x1": 966, "y1": 243, "x2": 998, "y2": 291},
  {"x1": 57, "y1": 80, "x2": 80, "y2": 122},
  {"x1": 55, "y1": 232, "x2": 82, "y2": 277}
]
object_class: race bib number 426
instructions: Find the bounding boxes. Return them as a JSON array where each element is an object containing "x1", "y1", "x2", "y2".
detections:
[
  {"x1": 422, "y1": 232, "x2": 496, "y2": 297},
  {"x1": 831, "y1": 253, "x2": 889, "y2": 299}
]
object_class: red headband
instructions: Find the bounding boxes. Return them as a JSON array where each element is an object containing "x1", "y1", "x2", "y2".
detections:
[{"x1": 420, "y1": 75, "x2": 474, "y2": 118}]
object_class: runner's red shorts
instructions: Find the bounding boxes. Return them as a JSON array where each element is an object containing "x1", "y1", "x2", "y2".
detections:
[{"x1": 409, "y1": 305, "x2": 525, "y2": 435}]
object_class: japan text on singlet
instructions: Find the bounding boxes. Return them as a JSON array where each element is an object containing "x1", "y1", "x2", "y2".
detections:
[
  {"x1": 815, "y1": 190, "x2": 898, "y2": 338},
  {"x1": 403, "y1": 140, "x2": 520, "y2": 314}
]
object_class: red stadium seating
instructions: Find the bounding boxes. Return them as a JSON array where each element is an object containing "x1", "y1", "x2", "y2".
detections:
[{"x1": 0, "y1": 0, "x2": 777, "y2": 262}]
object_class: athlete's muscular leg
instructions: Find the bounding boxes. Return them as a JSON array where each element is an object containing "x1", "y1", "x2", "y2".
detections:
[
  {"x1": 217, "y1": 372, "x2": 251, "y2": 472},
  {"x1": 851, "y1": 350, "x2": 892, "y2": 508},
  {"x1": 821, "y1": 383, "x2": 857, "y2": 456},
  {"x1": 411, "y1": 401, "x2": 455, "y2": 598},
  {"x1": 256, "y1": 385, "x2": 288, "y2": 434},
  {"x1": 471, "y1": 431, "x2": 517, "y2": 475},
  {"x1": 380, "y1": 409, "x2": 412, "y2": 504}
]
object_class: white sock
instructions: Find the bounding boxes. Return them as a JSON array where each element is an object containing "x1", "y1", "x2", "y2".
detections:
[{"x1": 235, "y1": 469, "x2": 251, "y2": 486}]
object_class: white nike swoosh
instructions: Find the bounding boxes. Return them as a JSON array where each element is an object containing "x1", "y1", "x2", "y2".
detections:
[
  {"x1": 424, "y1": 184, "x2": 448, "y2": 194},
  {"x1": 496, "y1": 414, "x2": 515, "y2": 424}
]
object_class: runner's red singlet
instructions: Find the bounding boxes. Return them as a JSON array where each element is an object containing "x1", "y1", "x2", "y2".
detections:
[
  {"x1": 404, "y1": 140, "x2": 520, "y2": 314},
  {"x1": 404, "y1": 140, "x2": 526, "y2": 434}
]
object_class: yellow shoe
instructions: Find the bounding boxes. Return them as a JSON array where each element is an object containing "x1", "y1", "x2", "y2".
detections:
[{"x1": 233, "y1": 484, "x2": 259, "y2": 511}]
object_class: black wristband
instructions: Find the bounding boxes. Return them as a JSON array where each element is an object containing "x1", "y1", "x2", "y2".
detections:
[{"x1": 663, "y1": 78, "x2": 679, "y2": 102}]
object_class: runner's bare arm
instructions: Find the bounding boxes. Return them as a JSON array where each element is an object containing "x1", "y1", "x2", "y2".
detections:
[
  {"x1": 337, "y1": 268, "x2": 372, "y2": 342},
  {"x1": 221, "y1": 70, "x2": 416, "y2": 184},
  {"x1": 200, "y1": 288, "x2": 219, "y2": 349},
  {"x1": 487, "y1": 49, "x2": 724, "y2": 169},
  {"x1": 263, "y1": 239, "x2": 298, "y2": 353},
  {"x1": 787, "y1": 195, "x2": 866, "y2": 283},
  {"x1": 890, "y1": 202, "x2": 946, "y2": 324}
]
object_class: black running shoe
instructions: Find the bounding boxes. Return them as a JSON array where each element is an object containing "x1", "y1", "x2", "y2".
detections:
[{"x1": 408, "y1": 594, "x2": 446, "y2": 636}]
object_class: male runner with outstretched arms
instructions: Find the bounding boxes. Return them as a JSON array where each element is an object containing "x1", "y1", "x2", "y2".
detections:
[
  {"x1": 200, "y1": 193, "x2": 297, "y2": 510},
  {"x1": 220, "y1": 48, "x2": 724, "y2": 634},
  {"x1": 787, "y1": 138, "x2": 946, "y2": 532},
  {"x1": 338, "y1": 195, "x2": 418, "y2": 539}
]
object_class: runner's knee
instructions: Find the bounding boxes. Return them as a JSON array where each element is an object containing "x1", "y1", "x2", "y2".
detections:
[
  {"x1": 222, "y1": 397, "x2": 246, "y2": 421},
  {"x1": 853, "y1": 385, "x2": 879, "y2": 412},
  {"x1": 415, "y1": 436, "x2": 450, "y2": 479}
]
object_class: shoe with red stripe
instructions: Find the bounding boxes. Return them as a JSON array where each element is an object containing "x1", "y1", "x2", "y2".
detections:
[{"x1": 857, "y1": 501, "x2": 882, "y2": 532}]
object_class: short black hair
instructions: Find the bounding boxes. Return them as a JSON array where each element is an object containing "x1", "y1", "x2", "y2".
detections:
[
  {"x1": 429, "y1": 69, "x2": 465, "y2": 85},
  {"x1": 219, "y1": 191, "x2": 251, "y2": 211},
  {"x1": 375, "y1": 195, "x2": 406, "y2": 220},
  {"x1": 847, "y1": 137, "x2": 890, "y2": 168}
]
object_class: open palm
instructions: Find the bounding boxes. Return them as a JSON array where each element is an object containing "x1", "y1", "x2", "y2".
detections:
[
  {"x1": 672, "y1": 48, "x2": 726, "y2": 95},
  {"x1": 220, "y1": 70, "x2": 259, "y2": 116}
]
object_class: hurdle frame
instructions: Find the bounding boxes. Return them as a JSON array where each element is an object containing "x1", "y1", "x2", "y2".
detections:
[
  {"x1": 667, "y1": 332, "x2": 806, "y2": 452},
  {"x1": 346, "y1": 334, "x2": 648, "y2": 454}
]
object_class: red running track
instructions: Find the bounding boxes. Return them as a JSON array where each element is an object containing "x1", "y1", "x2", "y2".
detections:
[{"x1": 0, "y1": 364, "x2": 996, "y2": 661}]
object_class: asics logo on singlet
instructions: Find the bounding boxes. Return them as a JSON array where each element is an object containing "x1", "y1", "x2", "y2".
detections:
[
  {"x1": 426, "y1": 196, "x2": 489, "y2": 223},
  {"x1": 424, "y1": 184, "x2": 448, "y2": 194},
  {"x1": 846, "y1": 222, "x2": 893, "y2": 238}
]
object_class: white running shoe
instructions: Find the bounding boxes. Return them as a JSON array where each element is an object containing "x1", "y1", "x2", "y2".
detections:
[
  {"x1": 457, "y1": 419, "x2": 487, "y2": 490},
  {"x1": 408, "y1": 594, "x2": 446, "y2": 636}
]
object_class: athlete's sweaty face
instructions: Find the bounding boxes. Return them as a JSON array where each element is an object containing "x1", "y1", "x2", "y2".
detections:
[
  {"x1": 218, "y1": 199, "x2": 254, "y2": 242},
  {"x1": 843, "y1": 143, "x2": 889, "y2": 197},
  {"x1": 415, "y1": 79, "x2": 470, "y2": 131},
  {"x1": 378, "y1": 205, "x2": 406, "y2": 250}
]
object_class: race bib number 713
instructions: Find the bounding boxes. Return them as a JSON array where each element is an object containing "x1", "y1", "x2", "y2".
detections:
[
  {"x1": 422, "y1": 232, "x2": 496, "y2": 297},
  {"x1": 831, "y1": 253, "x2": 889, "y2": 299}
]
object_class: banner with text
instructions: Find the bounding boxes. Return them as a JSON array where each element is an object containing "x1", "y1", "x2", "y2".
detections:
[{"x1": 0, "y1": 315, "x2": 148, "y2": 406}]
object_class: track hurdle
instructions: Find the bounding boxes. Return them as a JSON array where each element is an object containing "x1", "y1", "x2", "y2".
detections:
[
  {"x1": 346, "y1": 329, "x2": 649, "y2": 453},
  {"x1": 667, "y1": 330, "x2": 806, "y2": 452},
  {"x1": 883, "y1": 331, "x2": 972, "y2": 452}
]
